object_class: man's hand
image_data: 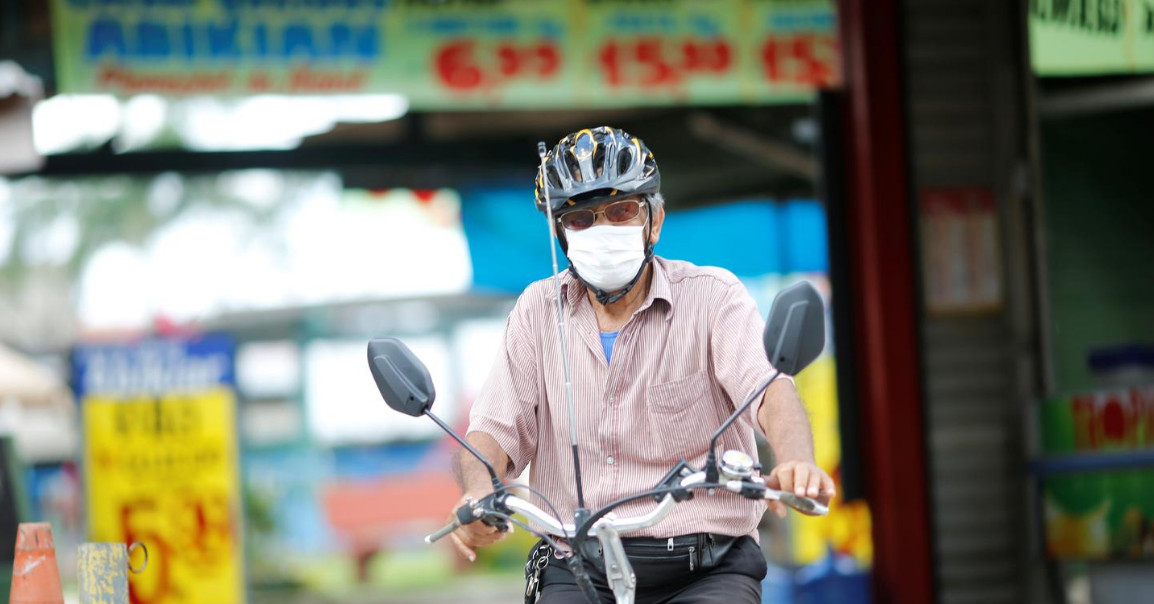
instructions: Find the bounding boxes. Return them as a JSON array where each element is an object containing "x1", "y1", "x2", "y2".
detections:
[
  {"x1": 765, "y1": 461, "x2": 835, "y2": 518},
  {"x1": 446, "y1": 493, "x2": 510, "y2": 562},
  {"x1": 448, "y1": 433, "x2": 514, "y2": 561}
]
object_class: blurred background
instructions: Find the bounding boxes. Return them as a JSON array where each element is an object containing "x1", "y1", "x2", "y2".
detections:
[{"x1": 0, "y1": 1, "x2": 1151, "y2": 604}]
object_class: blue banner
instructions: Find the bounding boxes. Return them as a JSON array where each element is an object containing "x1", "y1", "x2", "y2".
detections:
[{"x1": 71, "y1": 333, "x2": 236, "y2": 398}]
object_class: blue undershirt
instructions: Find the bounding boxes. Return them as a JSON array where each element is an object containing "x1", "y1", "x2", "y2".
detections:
[{"x1": 600, "y1": 330, "x2": 619, "y2": 363}]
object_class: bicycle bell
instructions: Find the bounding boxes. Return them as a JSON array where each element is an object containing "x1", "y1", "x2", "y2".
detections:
[{"x1": 719, "y1": 450, "x2": 756, "y2": 480}]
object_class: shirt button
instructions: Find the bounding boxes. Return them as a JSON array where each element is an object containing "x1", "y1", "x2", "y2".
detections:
[{"x1": 606, "y1": 456, "x2": 616, "y2": 465}]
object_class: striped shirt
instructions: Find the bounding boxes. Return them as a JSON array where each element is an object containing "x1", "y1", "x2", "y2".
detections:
[{"x1": 468, "y1": 256, "x2": 777, "y2": 538}]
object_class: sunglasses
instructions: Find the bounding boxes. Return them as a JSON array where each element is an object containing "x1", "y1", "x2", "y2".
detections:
[{"x1": 558, "y1": 199, "x2": 645, "y2": 231}]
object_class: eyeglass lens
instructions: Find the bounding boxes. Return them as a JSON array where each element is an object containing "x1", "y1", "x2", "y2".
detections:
[{"x1": 560, "y1": 200, "x2": 641, "y2": 231}]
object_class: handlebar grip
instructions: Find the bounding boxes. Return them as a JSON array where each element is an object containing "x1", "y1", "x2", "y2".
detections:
[
  {"x1": 426, "y1": 500, "x2": 480, "y2": 544},
  {"x1": 425, "y1": 520, "x2": 460, "y2": 544},
  {"x1": 778, "y1": 492, "x2": 829, "y2": 516}
]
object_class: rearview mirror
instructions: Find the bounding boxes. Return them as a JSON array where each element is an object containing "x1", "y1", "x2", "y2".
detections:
[
  {"x1": 763, "y1": 281, "x2": 825, "y2": 376},
  {"x1": 367, "y1": 337, "x2": 435, "y2": 417}
]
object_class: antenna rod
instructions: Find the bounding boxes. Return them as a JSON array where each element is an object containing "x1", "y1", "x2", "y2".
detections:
[{"x1": 538, "y1": 141, "x2": 587, "y2": 510}]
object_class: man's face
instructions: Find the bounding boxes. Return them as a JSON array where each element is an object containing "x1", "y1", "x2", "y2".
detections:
[{"x1": 557, "y1": 196, "x2": 665, "y2": 245}]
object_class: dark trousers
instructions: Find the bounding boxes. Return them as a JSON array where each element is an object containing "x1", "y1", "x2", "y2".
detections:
[{"x1": 534, "y1": 535, "x2": 766, "y2": 604}]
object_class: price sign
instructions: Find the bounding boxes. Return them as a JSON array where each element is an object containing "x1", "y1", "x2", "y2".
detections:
[
  {"x1": 748, "y1": 0, "x2": 841, "y2": 99},
  {"x1": 581, "y1": 1, "x2": 746, "y2": 105},
  {"x1": 76, "y1": 337, "x2": 242, "y2": 604},
  {"x1": 597, "y1": 37, "x2": 733, "y2": 87},
  {"x1": 392, "y1": 1, "x2": 571, "y2": 108},
  {"x1": 433, "y1": 39, "x2": 561, "y2": 91},
  {"x1": 52, "y1": 0, "x2": 838, "y2": 107},
  {"x1": 761, "y1": 32, "x2": 839, "y2": 86}
]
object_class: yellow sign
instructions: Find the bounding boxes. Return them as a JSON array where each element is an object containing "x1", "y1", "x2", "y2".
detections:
[
  {"x1": 791, "y1": 355, "x2": 873, "y2": 566},
  {"x1": 84, "y1": 388, "x2": 243, "y2": 604}
]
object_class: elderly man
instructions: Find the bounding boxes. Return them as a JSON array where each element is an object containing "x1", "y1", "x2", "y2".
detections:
[{"x1": 448, "y1": 126, "x2": 834, "y2": 603}]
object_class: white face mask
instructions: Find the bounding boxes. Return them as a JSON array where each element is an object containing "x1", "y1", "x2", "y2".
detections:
[{"x1": 564, "y1": 224, "x2": 647, "y2": 292}]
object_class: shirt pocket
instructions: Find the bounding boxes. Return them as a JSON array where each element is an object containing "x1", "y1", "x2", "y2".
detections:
[{"x1": 646, "y1": 369, "x2": 715, "y2": 461}]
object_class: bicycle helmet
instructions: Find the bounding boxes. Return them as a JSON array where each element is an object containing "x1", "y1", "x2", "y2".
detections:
[{"x1": 535, "y1": 126, "x2": 660, "y2": 213}]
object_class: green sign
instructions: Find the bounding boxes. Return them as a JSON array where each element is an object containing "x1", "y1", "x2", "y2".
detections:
[
  {"x1": 50, "y1": 0, "x2": 837, "y2": 108},
  {"x1": 1040, "y1": 387, "x2": 1154, "y2": 558},
  {"x1": 1030, "y1": 0, "x2": 1154, "y2": 75}
]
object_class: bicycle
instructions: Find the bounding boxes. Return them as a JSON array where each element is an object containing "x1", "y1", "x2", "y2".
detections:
[{"x1": 367, "y1": 279, "x2": 830, "y2": 604}]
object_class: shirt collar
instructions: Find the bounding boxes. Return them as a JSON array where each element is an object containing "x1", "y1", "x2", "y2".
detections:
[{"x1": 560, "y1": 256, "x2": 673, "y2": 319}]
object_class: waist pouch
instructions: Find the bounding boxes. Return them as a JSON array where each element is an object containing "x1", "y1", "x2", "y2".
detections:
[
  {"x1": 610, "y1": 534, "x2": 738, "y2": 569},
  {"x1": 525, "y1": 533, "x2": 749, "y2": 601}
]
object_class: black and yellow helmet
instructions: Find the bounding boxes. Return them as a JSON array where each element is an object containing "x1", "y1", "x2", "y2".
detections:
[{"x1": 535, "y1": 126, "x2": 660, "y2": 213}]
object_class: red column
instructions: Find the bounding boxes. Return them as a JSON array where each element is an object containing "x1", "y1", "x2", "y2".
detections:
[{"x1": 837, "y1": 1, "x2": 935, "y2": 603}]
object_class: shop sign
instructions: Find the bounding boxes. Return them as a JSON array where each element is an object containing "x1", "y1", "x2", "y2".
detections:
[
  {"x1": 1040, "y1": 387, "x2": 1154, "y2": 559},
  {"x1": 74, "y1": 335, "x2": 244, "y2": 604},
  {"x1": 1030, "y1": 0, "x2": 1154, "y2": 75},
  {"x1": 1043, "y1": 387, "x2": 1154, "y2": 454},
  {"x1": 918, "y1": 188, "x2": 1002, "y2": 315},
  {"x1": 49, "y1": 0, "x2": 838, "y2": 107}
]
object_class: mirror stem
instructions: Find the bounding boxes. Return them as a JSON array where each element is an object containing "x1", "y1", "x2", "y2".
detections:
[
  {"x1": 424, "y1": 409, "x2": 504, "y2": 491},
  {"x1": 705, "y1": 370, "x2": 781, "y2": 484}
]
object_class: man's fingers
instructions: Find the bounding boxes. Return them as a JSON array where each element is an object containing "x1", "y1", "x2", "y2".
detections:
[
  {"x1": 792, "y1": 465, "x2": 810, "y2": 497},
  {"x1": 768, "y1": 500, "x2": 787, "y2": 519},
  {"x1": 806, "y1": 469, "x2": 823, "y2": 498},
  {"x1": 473, "y1": 527, "x2": 509, "y2": 547},
  {"x1": 777, "y1": 465, "x2": 795, "y2": 494},
  {"x1": 450, "y1": 532, "x2": 476, "y2": 562},
  {"x1": 822, "y1": 473, "x2": 837, "y2": 501}
]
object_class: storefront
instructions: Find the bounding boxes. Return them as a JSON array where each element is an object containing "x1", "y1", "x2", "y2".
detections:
[{"x1": 1028, "y1": 2, "x2": 1154, "y2": 600}]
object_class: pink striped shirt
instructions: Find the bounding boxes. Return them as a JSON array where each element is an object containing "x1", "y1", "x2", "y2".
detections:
[{"x1": 468, "y1": 256, "x2": 777, "y2": 538}]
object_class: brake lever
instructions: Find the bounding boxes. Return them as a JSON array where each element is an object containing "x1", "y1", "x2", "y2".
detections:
[
  {"x1": 776, "y1": 491, "x2": 829, "y2": 516},
  {"x1": 477, "y1": 491, "x2": 511, "y2": 532},
  {"x1": 723, "y1": 479, "x2": 830, "y2": 516},
  {"x1": 425, "y1": 493, "x2": 512, "y2": 543}
]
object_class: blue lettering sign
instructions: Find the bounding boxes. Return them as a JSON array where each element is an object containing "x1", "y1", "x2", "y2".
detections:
[
  {"x1": 353, "y1": 25, "x2": 378, "y2": 61},
  {"x1": 82, "y1": 19, "x2": 381, "y2": 62},
  {"x1": 208, "y1": 20, "x2": 241, "y2": 59},
  {"x1": 282, "y1": 23, "x2": 318, "y2": 59},
  {"x1": 87, "y1": 19, "x2": 127, "y2": 58},
  {"x1": 136, "y1": 21, "x2": 172, "y2": 58},
  {"x1": 72, "y1": 335, "x2": 235, "y2": 398}
]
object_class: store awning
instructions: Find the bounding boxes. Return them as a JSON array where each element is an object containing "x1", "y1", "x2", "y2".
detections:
[{"x1": 0, "y1": 343, "x2": 76, "y2": 463}]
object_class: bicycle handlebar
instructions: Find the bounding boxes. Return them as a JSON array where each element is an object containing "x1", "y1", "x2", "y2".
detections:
[
  {"x1": 424, "y1": 469, "x2": 827, "y2": 544},
  {"x1": 425, "y1": 520, "x2": 460, "y2": 544}
]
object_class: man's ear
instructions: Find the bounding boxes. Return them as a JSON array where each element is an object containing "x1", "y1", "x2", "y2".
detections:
[{"x1": 648, "y1": 205, "x2": 665, "y2": 245}]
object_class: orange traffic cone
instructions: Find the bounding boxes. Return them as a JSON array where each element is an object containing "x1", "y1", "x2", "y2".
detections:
[{"x1": 8, "y1": 523, "x2": 64, "y2": 604}]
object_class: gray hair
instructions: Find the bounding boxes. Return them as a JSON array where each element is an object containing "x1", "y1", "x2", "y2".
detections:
[{"x1": 644, "y1": 192, "x2": 665, "y2": 212}]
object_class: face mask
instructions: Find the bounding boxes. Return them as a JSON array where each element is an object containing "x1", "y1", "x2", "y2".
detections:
[{"x1": 564, "y1": 224, "x2": 647, "y2": 292}]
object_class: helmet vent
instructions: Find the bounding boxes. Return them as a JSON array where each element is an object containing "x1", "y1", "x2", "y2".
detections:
[
  {"x1": 564, "y1": 153, "x2": 583, "y2": 183},
  {"x1": 617, "y1": 148, "x2": 633, "y2": 176},
  {"x1": 642, "y1": 158, "x2": 657, "y2": 177}
]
